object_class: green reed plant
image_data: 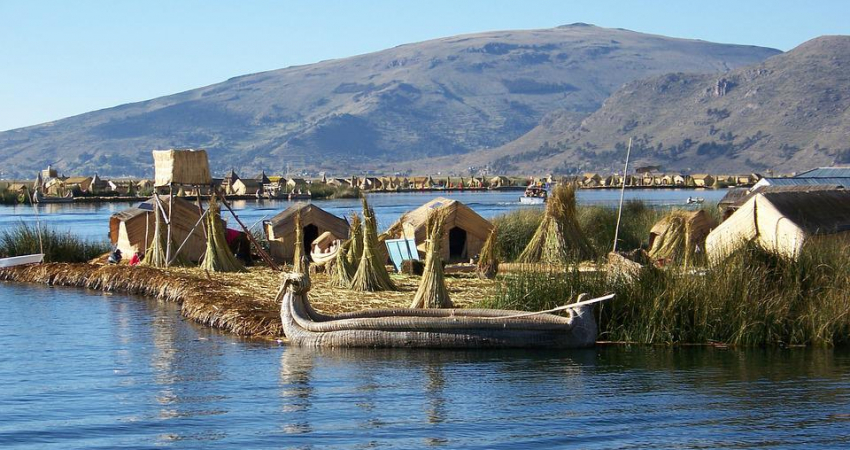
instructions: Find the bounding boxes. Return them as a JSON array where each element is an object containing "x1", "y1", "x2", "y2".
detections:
[
  {"x1": 0, "y1": 222, "x2": 110, "y2": 263},
  {"x1": 479, "y1": 241, "x2": 850, "y2": 347}
]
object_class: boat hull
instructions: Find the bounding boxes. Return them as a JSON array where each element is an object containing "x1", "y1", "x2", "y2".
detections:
[
  {"x1": 279, "y1": 275, "x2": 597, "y2": 349},
  {"x1": 519, "y1": 196, "x2": 545, "y2": 205},
  {"x1": 0, "y1": 254, "x2": 44, "y2": 268}
]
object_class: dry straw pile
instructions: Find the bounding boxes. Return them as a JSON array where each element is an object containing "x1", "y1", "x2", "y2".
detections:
[
  {"x1": 350, "y1": 197, "x2": 396, "y2": 291},
  {"x1": 199, "y1": 196, "x2": 244, "y2": 273},
  {"x1": 410, "y1": 209, "x2": 452, "y2": 308},
  {"x1": 518, "y1": 183, "x2": 595, "y2": 264}
]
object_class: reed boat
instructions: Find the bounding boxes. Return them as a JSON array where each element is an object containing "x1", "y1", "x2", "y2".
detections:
[
  {"x1": 33, "y1": 191, "x2": 74, "y2": 203},
  {"x1": 279, "y1": 273, "x2": 611, "y2": 349},
  {"x1": 309, "y1": 231, "x2": 342, "y2": 266}
]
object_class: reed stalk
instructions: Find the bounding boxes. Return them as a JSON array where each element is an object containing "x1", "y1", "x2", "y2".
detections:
[{"x1": 477, "y1": 226, "x2": 499, "y2": 279}]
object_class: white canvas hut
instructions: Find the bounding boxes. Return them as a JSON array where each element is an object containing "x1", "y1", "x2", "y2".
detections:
[
  {"x1": 109, "y1": 196, "x2": 215, "y2": 263},
  {"x1": 385, "y1": 197, "x2": 494, "y2": 262},
  {"x1": 706, "y1": 190, "x2": 850, "y2": 262}
]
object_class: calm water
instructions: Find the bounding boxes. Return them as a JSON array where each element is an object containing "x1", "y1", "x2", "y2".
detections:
[
  {"x1": 1, "y1": 284, "x2": 848, "y2": 449},
  {"x1": 0, "y1": 189, "x2": 725, "y2": 242}
]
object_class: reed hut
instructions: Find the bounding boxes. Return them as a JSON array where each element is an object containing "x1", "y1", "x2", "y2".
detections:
[
  {"x1": 109, "y1": 196, "x2": 213, "y2": 262},
  {"x1": 384, "y1": 197, "x2": 493, "y2": 262},
  {"x1": 647, "y1": 209, "x2": 717, "y2": 264},
  {"x1": 264, "y1": 203, "x2": 349, "y2": 263},
  {"x1": 706, "y1": 190, "x2": 850, "y2": 262}
]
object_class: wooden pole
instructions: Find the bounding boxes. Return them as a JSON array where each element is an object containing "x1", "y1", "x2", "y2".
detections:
[
  {"x1": 215, "y1": 189, "x2": 279, "y2": 271},
  {"x1": 612, "y1": 138, "x2": 632, "y2": 254},
  {"x1": 165, "y1": 184, "x2": 173, "y2": 266}
]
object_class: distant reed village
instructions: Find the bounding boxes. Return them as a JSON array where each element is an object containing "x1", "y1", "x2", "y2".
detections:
[{"x1": 1, "y1": 149, "x2": 849, "y2": 348}]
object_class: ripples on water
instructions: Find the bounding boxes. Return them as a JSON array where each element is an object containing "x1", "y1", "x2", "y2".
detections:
[{"x1": 1, "y1": 284, "x2": 849, "y2": 449}]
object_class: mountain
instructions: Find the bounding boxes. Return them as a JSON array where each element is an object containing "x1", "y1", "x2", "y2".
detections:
[
  {"x1": 0, "y1": 24, "x2": 779, "y2": 178},
  {"x1": 459, "y1": 35, "x2": 850, "y2": 174}
]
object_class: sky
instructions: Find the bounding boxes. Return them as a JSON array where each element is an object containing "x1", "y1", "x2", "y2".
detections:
[{"x1": 1, "y1": 0, "x2": 848, "y2": 132}]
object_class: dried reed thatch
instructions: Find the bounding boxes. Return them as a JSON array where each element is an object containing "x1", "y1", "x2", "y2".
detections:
[
  {"x1": 293, "y1": 212, "x2": 308, "y2": 274},
  {"x1": 477, "y1": 226, "x2": 499, "y2": 279},
  {"x1": 518, "y1": 183, "x2": 595, "y2": 263},
  {"x1": 350, "y1": 197, "x2": 396, "y2": 291},
  {"x1": 346, "y1": 212, "x2": 362, "y2": 268},
  {"x1": 328, "y1": 241, "x2": 354, "y2": 288},
  {"x1": 410, "y1": 210, "x2": 452, "y2": 308},
  {"x1": 143, "y1": 197, "x2": 168, "y2": 268},
  {"x1": 199, "y1": 196, "x2": 244, "y2": 272},
  {"x1": 648, "y1": 209, "x2": 716, "y2": 266}
]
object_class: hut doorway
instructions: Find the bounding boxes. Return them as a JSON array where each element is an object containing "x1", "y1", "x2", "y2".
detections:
[
  {"x1": 303, "y1": 224, "x2": 319, "y2": 260},
  {"x1": 448, "y1": 227, "x2": 467, "y2": 261}
]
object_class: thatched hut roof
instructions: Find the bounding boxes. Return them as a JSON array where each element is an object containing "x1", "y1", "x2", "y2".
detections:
[
  {"x1": 385, "y1": 197, "x2": 493, "y2": 262},
  {"x1": 706, "y1": 190, "x2": 850, "y2": 262},
  {"x1": 109, "y1": 195, "x2": 214, "y2": 262},
  {"x1": 264, "y1": 203, "x2": 349, "y2": 262}
]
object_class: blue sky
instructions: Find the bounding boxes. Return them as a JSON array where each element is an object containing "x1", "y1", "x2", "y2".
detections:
[{"x1": 1, "y1": 0, "x2": 847, "y2": 132}]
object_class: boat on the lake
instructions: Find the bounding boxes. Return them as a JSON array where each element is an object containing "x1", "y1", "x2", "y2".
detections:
[
  {"x1": 33, "y1": 190, "x2": 74, "y2": 203},
  {"x1": 520, "y1": 186, "x2": 547, "y2": 205},
  {"x1": 686, "y1": 196, "x2": 704, "y2": 205},
  {"x1": 279, "y1": 273, "x2": 610, "y2": 348}
]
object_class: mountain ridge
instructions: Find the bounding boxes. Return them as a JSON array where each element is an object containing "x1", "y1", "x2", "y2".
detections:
[{"x1": 0, "y1": 24, "x2": 780, "y2": 177}]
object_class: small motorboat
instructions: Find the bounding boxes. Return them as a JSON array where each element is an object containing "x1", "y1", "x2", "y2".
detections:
[
  {"x1": 279, "y1": 272, "x2": 613, "y2": 349},
  {"x1": 686, "y1": 196, "x2": 705, "y2": 205},
  {"x1": 520, "y1": 186, "x2": 548, "y2": 205}
]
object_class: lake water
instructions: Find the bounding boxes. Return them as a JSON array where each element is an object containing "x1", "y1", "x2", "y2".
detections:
[
  {"x1": 0, "y1": 189, "x2": 725, "y2": 242},
  {"x1": 1, "y1": 283, "x2": 848, "y2": 449}
]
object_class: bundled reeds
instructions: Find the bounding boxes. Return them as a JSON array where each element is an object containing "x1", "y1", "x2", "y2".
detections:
[
  {"x1": 329, "y1": 241, "x2": 355, "y2": 288},
  {"x1": 346, "y1": 213, "x2": 363, "y2": 268},
  {"x1": 477, "y1": 226, "x2": 499, "y2": 279},
  {"x1": 518, "y1": 183, "x2": 595, "y2": 264},
  {"x1": 647, "y1": 209, "x2": 715, "y2": 266},
  {"x1": 411, "y1": 209, "x2": 452, "y2": 308},
  {"x1": 199, "y1": 196, "x2": 244, "y2": 273},
  {"x1": 350, "y1": 197, "x2": 396, "y2": 291},
  {"x1": 293, "y1": 212, "x2": 307, "y2": 274},
  {"x1": 143, "y1": 198, "x2": 168, "y2": 268}
]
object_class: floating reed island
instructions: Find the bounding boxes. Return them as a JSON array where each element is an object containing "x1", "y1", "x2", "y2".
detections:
[{"x1": 0, "y1": 262, "x2": 497, "y2": 339}]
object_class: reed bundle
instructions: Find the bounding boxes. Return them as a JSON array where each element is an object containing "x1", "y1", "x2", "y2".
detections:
[
  {"x1": 518, "y1": 183, "x2": 595, "y2": 264},
  {"x1": 350, "y1": 197, "x2": 396, "y2": 291},
  {"x1": 477, "y1": 226, "x2": 499, "y2": 280},
  {"x1": 346, "y1": 212, "x2": 363, "y2": 268},
  {"x1": 199, "y1": 196, "x2": 244, "y2": 272},
  {"x1": 328, "y1": 240, "x2": 355, "y2": 288},
  {"x1": 410, "y1": 209, "x2": 452, "y2": 308},
  {"x1": 143, "y1": 198, "x2": 168, "y2": 268}
]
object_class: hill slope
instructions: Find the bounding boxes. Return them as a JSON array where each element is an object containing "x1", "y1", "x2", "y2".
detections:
[
  {"x1": 0, "y1": 24, "x2": 779, "y2": 177},
  {"x1": 463, "y1": 35, "x2": 850, "y2": 174}
]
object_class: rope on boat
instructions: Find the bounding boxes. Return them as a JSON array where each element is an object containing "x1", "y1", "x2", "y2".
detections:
[{"x1": 479, "y1": 293, "x2": 615, "y2": 320}]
